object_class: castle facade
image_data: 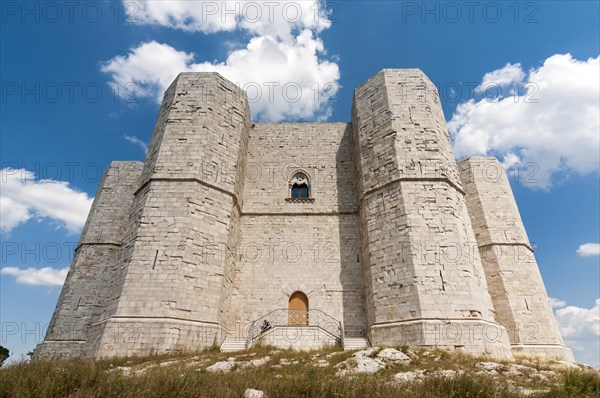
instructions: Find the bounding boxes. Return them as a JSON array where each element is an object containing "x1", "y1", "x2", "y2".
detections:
[{"x1": 35, "y1": 69, "x2": 573, "y2": 361}]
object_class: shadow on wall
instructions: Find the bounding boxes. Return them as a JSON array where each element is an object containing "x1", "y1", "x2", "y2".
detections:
[{"x1": 337, "y1": 123, "x2": 368, "y2": 338}]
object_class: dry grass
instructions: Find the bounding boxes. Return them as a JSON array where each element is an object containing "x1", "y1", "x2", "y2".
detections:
[{"x1": 1, "y1": 346, "x2": 598, "y2": 398}]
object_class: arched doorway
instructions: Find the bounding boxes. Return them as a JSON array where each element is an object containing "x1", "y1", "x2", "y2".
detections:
[{"x1": 288, "y1": 291, "x2": 309, "y2": 326}]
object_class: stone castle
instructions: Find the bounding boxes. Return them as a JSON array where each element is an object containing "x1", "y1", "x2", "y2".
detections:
[{"x1": 35, "y1": 69, "x2": 573, "y2": 361}]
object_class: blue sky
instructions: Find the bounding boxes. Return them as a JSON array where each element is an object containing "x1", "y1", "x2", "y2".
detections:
[{"x1": 1, "y1": 1, "x2": 599, "y2": 365}]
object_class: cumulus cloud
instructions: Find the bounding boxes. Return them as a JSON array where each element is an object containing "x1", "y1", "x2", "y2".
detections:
[
  {"x1": 449, "y1": 53, "x2": 600, "y2": 190},
  {"x1": 0, "y1": 168, "x2": 93, "y2": 234},
  {"x1": 102, "y1": 1, "x2": 340, "y2": 121},
  {"x1": 554, "y1": 299, "x2": 600, "y2": 363},
  {"x1": 577, "y1": 243, "x2": 600, "y2": 257},
  {"x1": 475, "y1": 62, "x2": 526, "y2": 92},
  {"x1": 124, "y1": 134, "x2": 149, "y2": 153},
  {"x1": 550, "y1": 297, "x2": 567, "y2": 309},
  {"x1": 128, "y1": 0, "x2": 331, "y2": 38},
  {"x1": 102, "y1": 41, "x2": 195, "y2": 100},
  {"x1": 1, "y1": 266, "x2": 69, "y2": 286},
  {"x1": 0, "y1": 196, "x2": 30, "y2": 233}
]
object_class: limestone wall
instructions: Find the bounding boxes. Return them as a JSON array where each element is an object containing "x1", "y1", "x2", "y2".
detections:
[
  {"x1": 241, "y1": 123, "x2": 357, "y2": 213},
  {"x1": 458, "y1": 157, "x2": 574, "y2": 361},
  {"x1": 34, "y1": 161, "x2": 142, "y2": 359},
  {"x1": 352, "y1": 70, "x2": 512, "y2": 359},
  {"x1": 253, "y1": 327, "x2": 339, "y2": 350},
  {"x1": 229, "y1": 123, "x2": 367, "y2": 338},
  {"x1": 90, "y1": 73, "x2": 251, "y2": 358}
]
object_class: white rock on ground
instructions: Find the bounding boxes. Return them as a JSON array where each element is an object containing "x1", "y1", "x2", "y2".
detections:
[
  {"x1": 509, "y1": 364, "x2": 533, "y2": 372},
  {"x1": 206, "y1": 359, "x2": 236, "y2": 373},
  {"x1": 353, "y1": 347, "x2": 380, "y2": 357},
  {"x1": 337, "y1": 354, "x2": 386, "y2": 375},
  {"x1": 244, "y1": 388, "x2": 264, "y2": 398},
  {"x1": 239, "y1": 356, "x2": 271, "y2": 369},
  {"x1": 476, "y1": 362, "x2": 505, "y2": 372},
  {"x1": 518, "y1": 387, "x2": 551, "y2": 396},
  {"x1": 377, "y1": 348, "x2": 411, "y2": 363},
  {"x1": 506, "y1": 364, "x2": 535, "y2": 376},
  {"x1": 394, "y1": 371, "x2": 422, "y2": 384},
  {"x1": 434, "y1": 369, "x2": 459, "y2": 379},
  {"x1": 336, "y1": 347, "x2": 389, "y2": 376},
  {"x1": 158, "y1": 360, "x2": 180, "y2": 367},
  {"x1": 354, "y1": 356, "x2": 386, "y2": 374},
  {"x1": 394, "y1": 369, "x2": 459, "y2": 384},
  {"x1": 250, "y1": 356, "x2": 271, "y2": 367}
]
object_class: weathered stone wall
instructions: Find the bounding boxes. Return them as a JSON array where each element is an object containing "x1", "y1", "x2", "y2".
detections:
[
  {"x1": 34, "y1": 161, "x2": 142, "y2": 359},
  {"x1": 458, "y1": 157, "x2": 574, "y2": 361},
  {"x1": 254, "y1": 327, "x2": 339, "y2": 350},
  {"x1": 240, "y1": 123, "x2": 357, "y2": 213},
  {"x1": 89, "y1": 73, "x2": 251, "y2": 358},
  {"x1": 352, "y1": 70, "x2": 512, "y2": 359},
  {"x1": 229, "y1": 123, "x2": 367, "y2": 339}
]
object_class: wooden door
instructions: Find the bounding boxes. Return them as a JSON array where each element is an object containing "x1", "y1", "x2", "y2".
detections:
[{"x1": 288, "y1": 292, "x2": 308, "y2": 326}]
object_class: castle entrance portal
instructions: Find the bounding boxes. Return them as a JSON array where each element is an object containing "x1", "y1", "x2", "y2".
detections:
[{"x1": 288, "y1": 291, "x2": 309, "y2": 326}]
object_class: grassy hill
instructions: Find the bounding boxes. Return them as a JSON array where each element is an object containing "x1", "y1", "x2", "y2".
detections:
[{"x1": 1, "y1": 345, "x2": 598, "y2": 398}]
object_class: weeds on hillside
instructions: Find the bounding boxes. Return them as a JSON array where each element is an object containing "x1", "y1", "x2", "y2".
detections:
[{"x1": 1, "y1": 346, "x2": 598, "y2": 398}]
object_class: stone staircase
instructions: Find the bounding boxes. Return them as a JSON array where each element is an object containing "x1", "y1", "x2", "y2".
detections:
[
  {"x1": 220, "y1": 336, "x2": 246, "y2": 352},
  {"x1": 343, "y1": 337, "x2": 370, "y2": 351}
]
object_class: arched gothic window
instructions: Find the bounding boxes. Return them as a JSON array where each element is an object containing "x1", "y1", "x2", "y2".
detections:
[{"x1": 290, "y1": 172, "x2": 310, "y2": 199}]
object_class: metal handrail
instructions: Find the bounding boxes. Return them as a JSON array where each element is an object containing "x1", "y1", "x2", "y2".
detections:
[{"x1": 245, "y1": 309, "x2": 343, "y2": 348}]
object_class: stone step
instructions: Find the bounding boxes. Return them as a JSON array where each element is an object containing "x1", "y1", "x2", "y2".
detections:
[
  {"x1": 343, "y1": 337, "x2": 370, "y2": 351},
  {"x1": 220, "y1": 337, "x2": 247, "y2": 352}
]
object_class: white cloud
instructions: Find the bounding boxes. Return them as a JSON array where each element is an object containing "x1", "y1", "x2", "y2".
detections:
[
  {"x1": 0, "y1": 168, "x2": 93, "y2": 234},
  {"x1": 475, "y1": 62, "x2": 526, "y2": 92},
  {"x1": 554, "y1": 299, "x2": 600, "y2": 364},
  {"x1": 0, "y1": 196, "x2": 31, "y2": 233},
  {"x1": 102, "y1": 1, "x2": 340, "y2": 121},
  {"x1": 1, "y1": 266, "x2": 69, "y2": 286},
  {"x1": 577, "y1": 243, "x2": 600, "y2": 257},
  {"x1": 124, "y1": 134, "x2": 149, "y2": 153},
  {"x1": 127, "y1": 0, "x2": 331, "y2": 38},
  {"x1": 101, "y1": 41, "x2": 195, "y2": 100},
  {"x1": 550, "y1": 297, "x2": 567, "y2": 309},
  {"x1": 449, "y1": 53, "x2": 600, "y2": 190}
]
